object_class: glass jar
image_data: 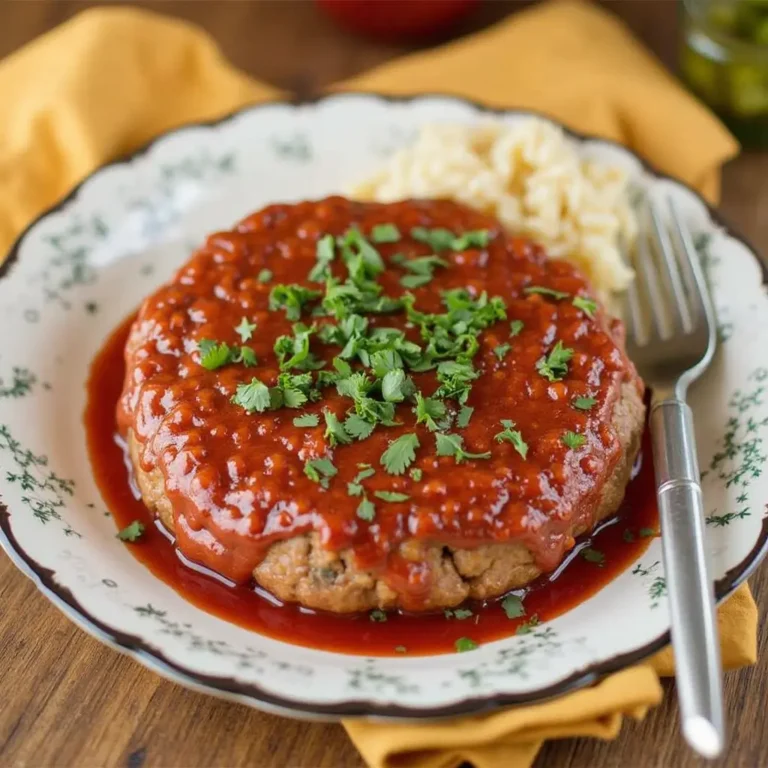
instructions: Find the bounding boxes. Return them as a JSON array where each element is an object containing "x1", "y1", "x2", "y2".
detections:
[{"x1": 681, "y1": 0, "x2": 768, "y2": 148}]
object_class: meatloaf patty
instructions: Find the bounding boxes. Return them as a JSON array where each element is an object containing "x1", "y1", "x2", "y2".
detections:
[{"x1": 119, "y1": 196, "x2": 645, "y2": 613}]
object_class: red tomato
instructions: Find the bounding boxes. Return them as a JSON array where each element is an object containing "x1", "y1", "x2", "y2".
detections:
[{"x1": 315, "y1": 0, "x2": 480, "y2": 41}]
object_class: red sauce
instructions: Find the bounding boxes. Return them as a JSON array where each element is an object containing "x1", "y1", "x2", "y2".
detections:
[
  {"x1": 86, "y1": 315, "x2": 657, "y2": 658},
  {"x1": 115, "y1": 198, "x2": 644, "y2": 610}
]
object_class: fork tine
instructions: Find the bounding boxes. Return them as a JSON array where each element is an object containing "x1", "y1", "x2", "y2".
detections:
[
  {"x1": 667, "y1": 198, "x2": 717, "y2": 345},
  {"x1": 634, "y1": 209, "x2": 672, "y2": 341},
  {"x1": 648, "y1": 199, "x2": 694, "y2": 334},
  {"x1": 665, "y1": 198, "x2": 700, "y2": 307}
]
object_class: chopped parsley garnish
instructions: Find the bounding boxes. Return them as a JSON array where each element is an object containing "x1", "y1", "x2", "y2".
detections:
[
  {"x1": 309, "y1": 234, "x2": 336, "y2": 282},
  {"x1": 397, "y1": 255, "x2": 449, "y2": 289},
  {"x1": 332, "y1": 356, "x2": 353, "y2": 377},
  {"x1": 536, "y1": 340, "x2": 573, "y2": 382},
  {"x1": 452, "y1": 230, "x2": 492, "y2": 250},
  {"x1": 494, "y1": 420, "x2": 528, "y2": 459},
  {"x1": 639, "y1": 527, "x2": 658, "y2": 538},
  {"x1": 117, "y1": 520, "x2": 145, "y2": 542},
  {"x1": 457, "y1": 405, "x2": 474, "y2": 429},
  {"x1": 414, "y1": 392, "x2": 447, "y2": 432},
  {"x1": 400, "y1": 273, "x2": 431, "y2": 289},
  {"x1": 369, "y1": 348, "x2": 404, "y2": 377},
  {"x1": 235, "y1": 317, "x2": 257, "y2": 343},
  {"x1": 374, "y1": 490, "x2": 410, "y2": 502},
  {"x1": 380, "y1": 433, "x2": 420, "y2": 475},
  {"x1": 337, "y1": 372, "x2": 385, "y2": 411},
  {"x1": 434, "y1": 432, "x2": 464, "y2": 459},
  {"x1": 356, "y1": 497, "x2": 376, "y2": 521},
  {"x1": 269, "y1": 284, "x2": 322, "y2": 321},
  {"x1": 523, "y1": 286, "x2": 570, "y2": 300},
  {"x1": 623, "y1": 529, "x2": 635, "y2": 543},
  {"x1": 257, "y1": 268, "x2": 273, "y2": 283},
  {"x1": 444, "y1": 608, "x2": 473, "y2": 620},
  {"x1": 337, "y1": 227, "x2": 385, "y2": 278},
  {"x1": 410, "y1": 227, "x2": 491, "y2": 252},
  {"x1": 222, "y1": 226, "x2": 587, "y2": 504},
  {"x1": 435, "y1": 432, "x2": 491, "y2": 463},
  {"x1": 198, "y1": 339, "x2": 234, "y2": 370},
  {"x1": 231, "y1": 379, "x2": 271, "y2": 412},
  {"x1": 411, "y1": 226, "x2": 457, "y2": 251},
  {"x1": 516, "y1": 615, "x2": 540, "y2": 635},
  {"x1": 408, "y1": 289, "x2": 506, "y2": 367},
  {"x1": 235, "y1": 347, "x2": 258, "y2": 367},
  {"x1": 580, "y1": 547, "x2": 605, "y2": 566},
  {"x1": 562, "y1": 431, "x2": 586, "y2": 449},
  {"x1": 347, "y1": 466, "x2": 376, "y2": 496},
  {"x1": 371, "y1": 223, "x2": 401, "y2": 243},
  {"x1": 369, "y1": 609, "x2": 387, "y2": 622},
  {"x1": 501, "y1": 594, "x2": 525, "y2": 619},
  {"x1": 321, "y1": 272, "x2": 402, "y2": 321},
  {"x1": 335, "y1": 370, "x2": 400, "y2": 432},
  {"x1": 344, "y1": 413, "x2": 376, "y2": 440},
  {"x1": 573, "y1": 296, "x2": 598, "y2": 318},
  {"x1": 304, "y1": 457, "x2": 337, "y2": 489},
  {"x1": 381, "y1": 369, "x2": 415, "y2": 402},
  {"x1": 493, "y1": 343, "x2": 511, "y2": 361},
  {"x1": 455, "y1": 637, "x2": 478, "y2": 652},
  {"x1": 324, "y1": 409, "x2": 353, "y2": 446},
  {"x1": 509, "y1": 320, "x2": 524, "y2": 337},
  {"x1": 398, "y1": 288, "x2": 504, "y2": 405},
  {"x1": 320, "y1": 318, "x2": 367, "y2": 361},
  {"x1": 573, "y1": 396, "x2": 597, "y2": 411},
  {"x1": 274, "y1": 324, "x2": 323, "y2": 372},
  {"x1": 434, "y1": 359, "x2": 480, "y2": 404},
  {"x1": 293, "y1": 413, "x2": 319, "y2": 427},
  {"x1": 271, "y1": 372, "x2": 315, "y2": 409}
]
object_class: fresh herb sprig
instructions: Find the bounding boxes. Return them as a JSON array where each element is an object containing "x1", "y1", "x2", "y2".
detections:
[
  {"x1": 536, "y1": 341, "x2": 573, "y2": 382},
  {"x1": 304, "y1": 457, "x2": 337, "y2": 489},
  {"x1": 117, "y1": 521, "x2": 145, "y2": 542},
  {"x1": 269, "y1": 283, "x2": 323, "y2": 321},
  {"x1": 198, "y1": 339, "x2": 257, "y2": 371},
  {"x1": 435, "y1": 432, "x2": 491, "y2": 463},
  {"x1": 562, "y1": 431, "x2": 586, "y2": 449},
  {"x1": 380, "y1": 433, "x2": 420, "y2": 475},
  {"x1": 411, "y1": 227, "x2": 492, "y2": 252},
  {"x1": 494, "y1": 420, "x2": 528, "y2": 459}
]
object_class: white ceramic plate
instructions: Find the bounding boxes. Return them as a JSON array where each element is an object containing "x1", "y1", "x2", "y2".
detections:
[{"x1": 1, "y1": 94, "x2": 767, "y2": 721}]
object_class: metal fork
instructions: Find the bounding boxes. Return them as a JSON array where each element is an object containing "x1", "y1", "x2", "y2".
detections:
[{"x1": 624, "y1": 195, "x2": 723, "y2": 759}]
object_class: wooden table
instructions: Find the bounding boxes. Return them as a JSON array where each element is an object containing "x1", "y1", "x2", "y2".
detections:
[{"x1": 1, "y1": 2, "x2": 767, "y2": 766}]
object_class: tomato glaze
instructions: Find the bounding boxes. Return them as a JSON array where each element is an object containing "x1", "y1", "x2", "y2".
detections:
[
  {"x1": 86, "y1": 314, "x2": 658, "y2": 656},
  {"x1": 116, "y1": 198, "x2": 644, "y2": 610}
]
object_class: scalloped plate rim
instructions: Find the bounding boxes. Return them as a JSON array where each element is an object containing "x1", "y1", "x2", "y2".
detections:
[{"x1": 0, "y1": 92, "x2": 767, "y2": 722}]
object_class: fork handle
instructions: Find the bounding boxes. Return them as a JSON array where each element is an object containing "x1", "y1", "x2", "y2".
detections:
[{"x1": 650, "y1": 399, "x2": 725, "y2": 758}]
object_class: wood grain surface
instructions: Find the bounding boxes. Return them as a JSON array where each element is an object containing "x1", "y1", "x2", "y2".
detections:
[{"x1": 1, "y1": 2, "x2": 767, "y2": 767}]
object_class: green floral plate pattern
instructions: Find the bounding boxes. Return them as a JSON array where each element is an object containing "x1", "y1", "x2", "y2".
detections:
[{"x1": 0, "y1": 94, "x2": 766, "y2": 721}]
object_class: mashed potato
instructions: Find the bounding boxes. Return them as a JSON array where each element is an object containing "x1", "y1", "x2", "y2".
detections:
[{"x1": 348, "y1": 120, "x2": 637, "y2": 305}]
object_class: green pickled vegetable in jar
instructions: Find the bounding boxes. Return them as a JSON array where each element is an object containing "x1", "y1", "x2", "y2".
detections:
[{"x1": 681, "y1": 0, "x2": 768, "y2": 147}]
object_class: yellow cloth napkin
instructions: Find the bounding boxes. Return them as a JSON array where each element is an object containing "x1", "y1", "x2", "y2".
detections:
[
  {"x1": 0, "y1": 4, "x2": 754, "y2": 768},
  {"x1": 0, "y1": 7, "x2": 280, "y2": 254},
  {"x1": 346, "y1": 586, "x2": 757, "y2": 768},
  {"x1": 345, "y1": 666, "x2": 662, "y2": 768}
]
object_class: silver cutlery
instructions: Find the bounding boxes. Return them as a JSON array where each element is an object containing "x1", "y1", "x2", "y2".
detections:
[{"x1": 624, "y1": 195, "x2": 723, "y2": 759}]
